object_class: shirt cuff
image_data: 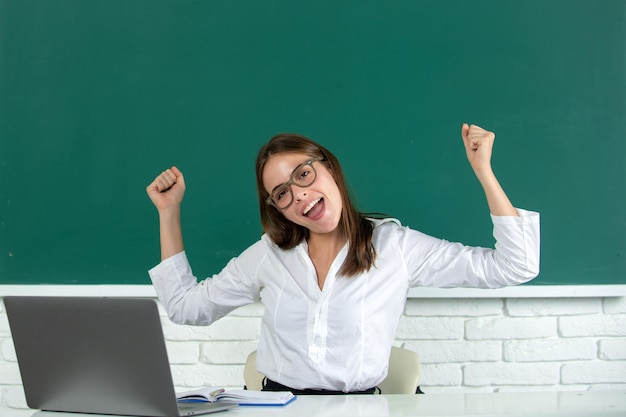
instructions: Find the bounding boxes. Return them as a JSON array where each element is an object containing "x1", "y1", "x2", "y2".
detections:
[
  {"x1": 148, "y1": 250, "x2": 188, "y2": 280},
  {"x1": 491, "y1": 208, "x2": 540, "y2": 225}
]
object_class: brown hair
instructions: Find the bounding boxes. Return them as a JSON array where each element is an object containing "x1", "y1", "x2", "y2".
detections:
[{"x1": 255, "y1": 133, "x2": 376, "y2": 276}]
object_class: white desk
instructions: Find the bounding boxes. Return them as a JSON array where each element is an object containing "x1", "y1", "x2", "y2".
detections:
[{"x1": 28, "y1": 391, "x2": 626, "y2": 417}]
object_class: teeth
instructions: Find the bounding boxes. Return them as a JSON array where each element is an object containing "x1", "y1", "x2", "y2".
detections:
[{"x1": 303, "y1": 198, "x2": 322, "y2": 215}]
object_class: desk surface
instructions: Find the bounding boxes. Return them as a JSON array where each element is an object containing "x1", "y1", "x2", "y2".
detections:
[{"x1": 28, "y1": 391, "x2": 626, "y2": 417}]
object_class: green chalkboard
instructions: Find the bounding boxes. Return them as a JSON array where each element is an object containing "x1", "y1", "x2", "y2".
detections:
[{"x1": 1, "y1": 0, "x2": 624, "y2": 285}]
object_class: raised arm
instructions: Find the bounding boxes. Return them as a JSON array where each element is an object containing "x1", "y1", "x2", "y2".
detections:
[
  {"x1": 461, "y1": 123, "x2": 518, "y2": 217},
  {"x1": 146, "y1": 166, "x2": 186, "y2": 260}
]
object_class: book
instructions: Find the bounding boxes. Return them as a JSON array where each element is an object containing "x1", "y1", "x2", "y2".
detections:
[{"x1": 177, "y1": 387, "x2": 297, "y2": 406}]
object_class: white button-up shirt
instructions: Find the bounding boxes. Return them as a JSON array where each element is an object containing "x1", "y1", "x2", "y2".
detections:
[{"x1": 149, "y1": 209, "x2": 540, "y2": 392}]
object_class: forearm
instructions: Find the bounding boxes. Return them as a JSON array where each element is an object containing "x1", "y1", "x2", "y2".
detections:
[
  {"x1": 146, "y1": 166, "x2": 187, "y2": 260},
  {"x1": 158, "y1": 206, "x2": 185, "y2": 260},
  {"x1": 474, "y1": 167, "x2": 518, "y2": 217},
  {"x1": 461, "y1": 123, "x2": 518, "y2": 217}
]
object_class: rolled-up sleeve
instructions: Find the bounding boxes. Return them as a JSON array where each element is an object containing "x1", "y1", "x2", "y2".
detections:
[
  {"x1": 148, "y1": 242, "x2": 265, "y2": 325},
  {"x1": 404, "y1": 208, "x2": 540, "y2": 289}
]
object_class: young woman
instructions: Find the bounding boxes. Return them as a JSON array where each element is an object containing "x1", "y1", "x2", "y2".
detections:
[{"x1": 146, "y1": 123, "x2": 540, "y2": 394}]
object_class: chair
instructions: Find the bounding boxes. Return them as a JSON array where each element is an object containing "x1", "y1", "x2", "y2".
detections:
[
  {"x1": 243, "y1": 346, "x2": 421, "y2": 394},
  {"x1": 377, "y1": 346, "x2": 422, "y2": 394},
  {"x1": 244, "y1": 351, "x2": 264, "y2": 391}
]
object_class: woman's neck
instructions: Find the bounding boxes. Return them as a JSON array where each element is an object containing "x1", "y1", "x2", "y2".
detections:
[
  {"x1": 307, "y1": 227, "x2": 346, "y2": 253},
  {"x1": 307, "y1": 229, "x2": 346, "y2": 289}
]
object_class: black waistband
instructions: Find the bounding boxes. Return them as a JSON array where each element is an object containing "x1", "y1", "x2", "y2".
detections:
[{"x1": 261, "y1": 378, "x2": 379, "y2": 395}]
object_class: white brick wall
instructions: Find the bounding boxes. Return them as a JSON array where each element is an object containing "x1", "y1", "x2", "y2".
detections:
[{"x1": 1, "y1": 296, "x2": 626, "y2": 415}]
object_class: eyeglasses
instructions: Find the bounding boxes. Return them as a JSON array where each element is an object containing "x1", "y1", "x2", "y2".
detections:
[{"x1": 266, "y1": 157, "x2": 324, "y2": 209}]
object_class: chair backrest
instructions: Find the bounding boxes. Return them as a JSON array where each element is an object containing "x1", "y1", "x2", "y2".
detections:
[
  {"x1": 243, "y1": 346, "x2": 421, "y2": 394},
  {"x1": 244, "y1": 351, "x2": 264, "y2": 391},
  {"x1": 377, "y1": 346, "x2": 421, "y2": 394}
]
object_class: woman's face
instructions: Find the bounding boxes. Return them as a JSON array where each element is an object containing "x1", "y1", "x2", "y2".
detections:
[{"x1": 262, "y1": 152, "x2": 343, "y2": 236}]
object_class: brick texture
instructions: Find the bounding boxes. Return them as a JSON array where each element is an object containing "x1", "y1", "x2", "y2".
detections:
[{"x1": 1, "y1": 295, "x2": 626, "y2": 414}]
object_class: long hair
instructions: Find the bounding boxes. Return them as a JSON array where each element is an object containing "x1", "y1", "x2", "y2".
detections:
[{"x1": 255, "y1": 133, "x2": 376, "y2": 276}]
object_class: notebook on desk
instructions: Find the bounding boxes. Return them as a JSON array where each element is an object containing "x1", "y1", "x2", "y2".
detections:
[{"x1": 4, "y1": 296, "x2": 236, "y2": 417}]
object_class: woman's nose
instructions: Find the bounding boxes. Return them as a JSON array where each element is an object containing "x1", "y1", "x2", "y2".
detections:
[{"x1": 294, "y1": 189, "x2": 307, "y2": 202}]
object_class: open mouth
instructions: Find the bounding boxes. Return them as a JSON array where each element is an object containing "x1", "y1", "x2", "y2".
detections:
[{"x1": 303, "y1": 197, "x2": 323, "y2": 217}]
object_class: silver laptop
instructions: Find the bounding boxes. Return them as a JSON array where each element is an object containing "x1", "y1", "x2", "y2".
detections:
[{"x1": 4, "y1": 296, "x2": 236, "y2": 416}]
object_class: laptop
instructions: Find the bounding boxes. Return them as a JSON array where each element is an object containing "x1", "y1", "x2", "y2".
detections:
[{"x1": 4, "y1": 296, "x2": 236, "y2": 416}]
